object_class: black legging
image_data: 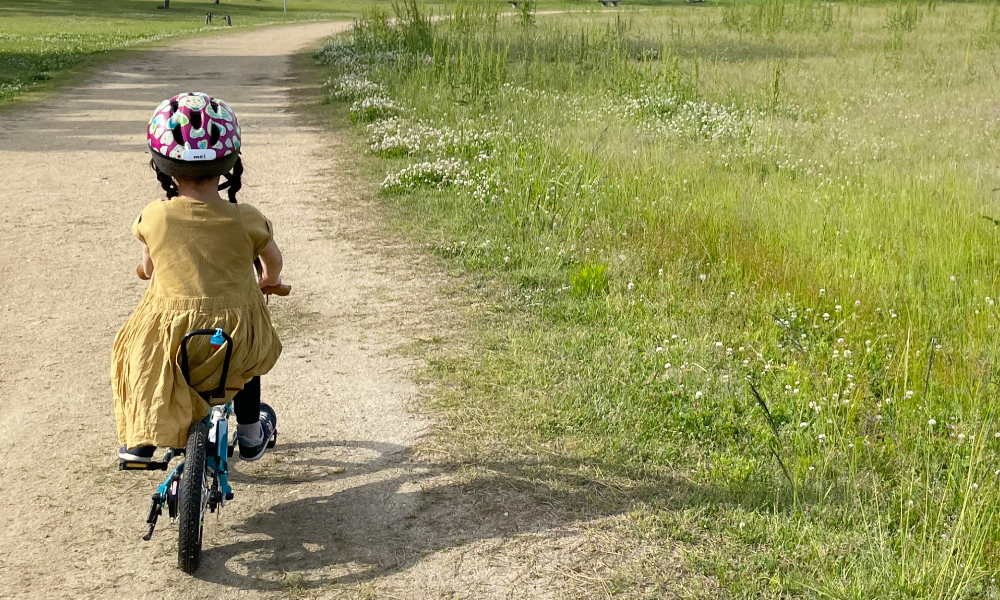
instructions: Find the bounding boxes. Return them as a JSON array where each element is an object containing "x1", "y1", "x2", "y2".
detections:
[{"x1": 233, "y1": 376, "x2": 261, "y2": 425}]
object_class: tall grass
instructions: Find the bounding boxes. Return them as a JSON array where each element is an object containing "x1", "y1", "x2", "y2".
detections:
[{"x1": 318, "y1": 1, "x2": 1000, "y2": 596}]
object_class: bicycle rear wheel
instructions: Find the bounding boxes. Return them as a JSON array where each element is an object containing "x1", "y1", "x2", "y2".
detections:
[{"x1": 178, "y1": 420, "x2": 209, "y2": 574}]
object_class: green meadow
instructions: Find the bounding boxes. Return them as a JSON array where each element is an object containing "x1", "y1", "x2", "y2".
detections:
[{"x1": 317, "y1": 1, "x2": 1000, "y2": 596}]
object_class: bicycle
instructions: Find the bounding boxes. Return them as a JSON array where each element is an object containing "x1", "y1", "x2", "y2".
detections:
[{"x1": 119, "y1": 266, "x2": 290, "y2": 574}]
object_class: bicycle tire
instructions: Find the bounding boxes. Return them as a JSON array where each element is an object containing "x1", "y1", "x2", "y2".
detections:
[{"x1": 178, "y1": 420, "x2": 209, "y2": 574}]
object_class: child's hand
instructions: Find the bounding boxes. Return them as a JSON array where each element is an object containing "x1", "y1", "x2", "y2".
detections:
[
  {"x1": 256, "y1": 240, "x2": 283, "y2": 290},
  {"x1": 257, "y1": 272, "x2": 281, "y2": 289}
]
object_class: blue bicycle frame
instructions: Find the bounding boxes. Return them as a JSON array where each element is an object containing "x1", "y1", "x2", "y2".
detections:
[{"x1": 131, "y1": 327, "x2": 237, "y2": 541}]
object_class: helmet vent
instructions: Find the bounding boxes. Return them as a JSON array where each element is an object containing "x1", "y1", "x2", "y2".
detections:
[
  {"x1": 209, "y1": 123, "x2": 221, "y2": 146},
  {"x1": 172, "y1": 125, "x2": 184, "y2": 146},
  {"x1": 190, "y1": 110, "x2": 202, "y2": 130},
  {"x1": 169, "y1": 99, "x2": 179, "y2": 113},
  {"x1": 209, "y1": 99, "x2": 218, "y2": 112}
]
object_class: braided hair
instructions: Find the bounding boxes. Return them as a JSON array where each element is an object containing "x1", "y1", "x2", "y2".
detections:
[
  {"x1": 151, "y1": 159, "x2": 179, "y2": 199},
  {"x1": 150, "y1": 156, "x2": 243, "y2": 203},
  {"x1": 218, "y1": 156, "x2": 244, "y2": 203}
]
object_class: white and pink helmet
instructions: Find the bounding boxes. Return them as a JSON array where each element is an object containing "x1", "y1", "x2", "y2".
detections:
[{"x1": 147, "y1": 92, "x2": 241, "y2": 179}]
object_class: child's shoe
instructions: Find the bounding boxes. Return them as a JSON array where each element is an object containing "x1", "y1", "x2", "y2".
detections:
[
  {"x1": 118, "y1": 445, "x2": 156, "y2": 462},
  {"x1": 237, "y1": 403, "x2": 277, "y2": 462}
]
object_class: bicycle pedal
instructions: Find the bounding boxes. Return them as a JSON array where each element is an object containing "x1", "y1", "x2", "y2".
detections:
[{"x1": 119, "y1": 459, "x2": 169, "y2": 471}]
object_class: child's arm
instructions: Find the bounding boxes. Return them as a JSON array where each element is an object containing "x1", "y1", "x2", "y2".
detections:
[
  {"x1": 141, "y1": 244, "x2": 154, "y2": 278},
  {"x1": 257, "y1": 240, "x2": 283, "y2": 288}
]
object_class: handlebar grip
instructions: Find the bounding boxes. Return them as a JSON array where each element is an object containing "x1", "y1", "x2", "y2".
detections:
[
  {"x1": 136, "y1": 264, "x2": 150, "y2": 281},
  {"x1": 260, "y1": 284, "x2": 291, "y2": 296}
]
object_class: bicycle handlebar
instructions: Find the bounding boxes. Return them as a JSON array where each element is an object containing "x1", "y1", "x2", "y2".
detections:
[{"x1": 135, "y1": 264, "x2": 292, "y2": 296}]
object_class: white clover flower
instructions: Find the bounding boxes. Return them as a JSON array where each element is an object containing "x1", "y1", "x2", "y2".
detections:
[
  {"x1": 928, "y1": 419, "x2": 937, "y2": 426},
  {"x1": 800, "y1": 422, "x2": 808, "y2": 428},
  {"x1": 325, "y1": 74, "x2": 382, "y2": 101},
  {"x1": 350, "y1": 94, "x2": 401, "y2": 123},
  {"x1": 823, "y1": 313, "x2": 830, "y2": 320},
  {"x1": 380, "y1": 158, "x2": 473, "y2": 193}
]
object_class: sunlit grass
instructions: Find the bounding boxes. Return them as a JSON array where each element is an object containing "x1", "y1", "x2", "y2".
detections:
[{"x1": 316, "y1": 1, "x2": 1000, "y2": 596}]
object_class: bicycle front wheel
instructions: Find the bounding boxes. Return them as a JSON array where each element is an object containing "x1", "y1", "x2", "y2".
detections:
[{"x1": 178, "y1": 420, "x2": 209, "y2": 574}]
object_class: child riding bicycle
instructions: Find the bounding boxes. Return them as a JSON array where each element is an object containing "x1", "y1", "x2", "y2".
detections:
[{"x1": 112, "y1": 92, "x2": 283, "y2": 462}]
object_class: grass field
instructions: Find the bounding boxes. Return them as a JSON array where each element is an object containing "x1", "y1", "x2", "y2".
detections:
[
  {"x1": 0, "y1": 0, "x2": 393, "y2": 105},
  {"x1": 317, "y1": 1, "x2": 1000, "y2": 597}
]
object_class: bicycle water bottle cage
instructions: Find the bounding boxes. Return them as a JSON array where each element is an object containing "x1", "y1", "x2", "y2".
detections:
[{"x1": 180, "y1": 328, "x2": 234, "y2": 400}]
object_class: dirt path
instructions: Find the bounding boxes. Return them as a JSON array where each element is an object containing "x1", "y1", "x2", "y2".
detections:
[
  {"x1": 0, "y1": 22, "x2": 434, "y2": 598},
  {"x1": 0, "y1": 22, "x2": 636, "y2": 600}
]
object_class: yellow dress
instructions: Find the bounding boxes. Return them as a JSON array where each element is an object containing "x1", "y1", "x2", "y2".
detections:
[{"x1": 111, "y1": 197, "x2": 283, "y2": 449}]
